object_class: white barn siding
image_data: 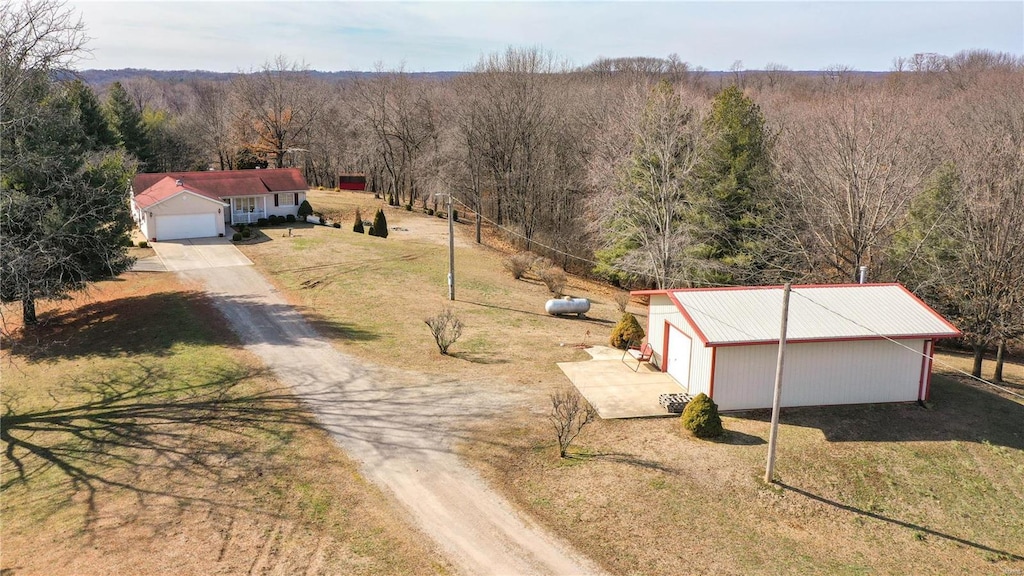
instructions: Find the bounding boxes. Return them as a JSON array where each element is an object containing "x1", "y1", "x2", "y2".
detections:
[
  {"x1": 645, "y1": 295, "x2": 678, "y2": 369},
  {"x1": 712, "y1": 339, "x2": 927, "y2": 411}
]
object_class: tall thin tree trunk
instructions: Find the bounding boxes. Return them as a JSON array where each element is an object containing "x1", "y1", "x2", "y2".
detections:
[
  {"x1": 971, "y1": 344, "x2": 985, "y2": 378},
  {"x1": 993, "y1": 338, "x2": 1006, "y2": 383},
  {"x1": 475, "y1": 211, "x2": 482, "y2": 244},
  {"x1": 22, "y1": 296, "x2": 37, "y2": 325}
]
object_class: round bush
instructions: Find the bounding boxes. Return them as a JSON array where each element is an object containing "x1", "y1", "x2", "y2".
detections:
[
  {"x1": 138, "y1": 241, "x2": 149, "y2": 248},
  {"x1": 256, "y1": 217, "x2": 269, "y2": 227},
  {"x1": 427, "y1": 208, "x2": 434, "y2": 216},
  {"x1": 297, "y1": 199, "x2": 314, "y2": 219},
  {"x1": 405, "y1": 204, "x2": 412, "y2": 211},
  {"x1": 241, "y1": 228, "x2": 252, "y2": 238},
  {"x1": 232, "y1": 232, "x2": 242, "y2": 241},
  {"x1": 286, "y1": 214, "x2": 296, "y2": 223},
  {"x1": 333, "y1": 222, "x2": 341, "y2": 229},
  {"x1": 681, "y1": 393, "x2": 724, "y2": 438},
  {"x1": 610, "y1": 313, "x2": 645, "y2": 349}
]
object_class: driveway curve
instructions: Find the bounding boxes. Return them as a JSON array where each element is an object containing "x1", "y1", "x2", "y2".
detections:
[{"x1": 180, "y1": 263, "x2": 604, "y2": 576}]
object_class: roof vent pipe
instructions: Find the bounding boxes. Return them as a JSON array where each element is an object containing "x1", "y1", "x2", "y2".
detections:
[
  {"x1": 858, "y1": 265, "x2": 868, "y2": 284},
  {"x1": 175, "y1": 179, "x2": 183, "y2": 187}
]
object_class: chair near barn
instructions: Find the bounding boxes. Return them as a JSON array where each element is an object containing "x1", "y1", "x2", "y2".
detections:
[{"x1": 622, "y1": 341, "x2": 654, "y2": 372}]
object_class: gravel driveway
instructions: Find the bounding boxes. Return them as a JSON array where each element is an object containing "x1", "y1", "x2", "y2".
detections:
[{"x1": 179, "y1": 263, "x2": 604, "y2": 576}]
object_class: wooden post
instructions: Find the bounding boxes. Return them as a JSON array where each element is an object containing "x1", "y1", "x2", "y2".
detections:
[{"x1": 765, "y1": 282, "x2": 792, "y2": 484}]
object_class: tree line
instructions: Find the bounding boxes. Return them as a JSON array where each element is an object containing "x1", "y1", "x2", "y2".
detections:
[{"x1": 2, "y1": 0, "x2": 1021, "y2": 378}]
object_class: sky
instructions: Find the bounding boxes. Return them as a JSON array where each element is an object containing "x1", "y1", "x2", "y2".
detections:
[{"x1": 68, "y1": 1, "x2": 1024, "y2": 72}]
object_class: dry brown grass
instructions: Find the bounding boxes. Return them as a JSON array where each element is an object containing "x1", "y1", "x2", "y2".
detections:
[
  {"x1": 236, "y1": 190, "x2": 1024, "y2": 575},
  {"x1": 1, "y1": 272, "x2": 449, "y2": 575}
]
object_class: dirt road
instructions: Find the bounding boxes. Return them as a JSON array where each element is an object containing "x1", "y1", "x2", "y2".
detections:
[{"x1": 181, "y1": 264, "x2": 604, "y2": 576}]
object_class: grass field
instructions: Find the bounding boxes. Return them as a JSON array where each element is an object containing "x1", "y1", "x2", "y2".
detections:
[
  {"x1": 1, "y1": 272, "x2": 449, "y2": 575},
  {"x1": 246, "y1": 190, "x2": 1024, "y2": 576}
]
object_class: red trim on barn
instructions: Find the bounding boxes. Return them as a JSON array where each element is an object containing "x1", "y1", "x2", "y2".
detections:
[
  {"x1": 924, "y1": 340, "x2": 935, "y2": 401},
  {"x1": 667, "y1": 292, "x2": 710, "y2": 345},
  {"x1": 662, "y1": 321, "x2": 671, "y2": 374},
  {"x1": 705, "y1": 333, "x2": 959, "y2": 348},
  {"x1": 917, "y1": 340, "x2": 930, "y2": 401}
]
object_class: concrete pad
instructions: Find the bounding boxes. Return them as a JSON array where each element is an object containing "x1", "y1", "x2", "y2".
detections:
[
  {"x1": 151, "y1": 238, "x2": 253, "y2": 272},
  {"x1": 558, "y1": 346, "x2": 687, "y2": 419},
  {"x1": 131, "y1": 255, "x2": 166, "y2": 272}
]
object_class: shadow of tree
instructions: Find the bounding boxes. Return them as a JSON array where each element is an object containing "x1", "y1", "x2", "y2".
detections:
[
  {"x1": 449, "y1": 351, "x2": 510, "y2": 365},
  {"x1": 4, "y1": 291, "x2": 378, "y2": 362},
  {"x1": 1, "y1": 362, "x2": 320, "y2": 528},
  {"x1": 730, "y1": 375, "x2": 1024, "y2": 450},
  {"x1": 777, "y1": 482, "x2": 1024, "y2": 561}
]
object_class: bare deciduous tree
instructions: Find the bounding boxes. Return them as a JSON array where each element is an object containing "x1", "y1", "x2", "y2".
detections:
[
  {"x1": 424, "y1": 307, "x2": 463, "y2": 355},
  {"x1": 549, "y1": 387, "x2": 597, "y2": 458}
]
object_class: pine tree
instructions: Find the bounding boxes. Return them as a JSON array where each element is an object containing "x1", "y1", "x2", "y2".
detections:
[
  {"x1": 352, "y1": 209, "x2": 364, "y2": 233},
  {"x1": 67, "y1": 80, "x2": 116, "y2": 149},
  {"x1": 372, "y1": 208, "x2": 389, "y2": 238},
  {"x1": 105, "y1": 81, "x2": 152, "y2": 168}
]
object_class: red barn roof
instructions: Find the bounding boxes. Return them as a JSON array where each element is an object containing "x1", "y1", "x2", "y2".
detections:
[
  {"x1": 133, "y1": 168, "x2": 307, "y2": 198},
  {"x1": 133, "y1": 176, "x2": 226, "y2": 209}
]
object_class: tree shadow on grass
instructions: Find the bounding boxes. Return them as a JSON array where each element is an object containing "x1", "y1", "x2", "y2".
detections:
[
  {"x1": 777, "y1": 482, "x2": 1024, "y2": 562},
  {"x1": 729, "y1": 375, "x2": 1024, "y2": 450},
  {"x1": 3, "y1": 290, "x2": 378, "y2": 363},
  {"x1": 449, "y1": 351, "x2": 510, "y2": 365},
  {"x1": 0, "y1": 362, "x2": 321, "y2": 529},
  {"x1": 706, "y1": 430, "x2": 767, "y2": 446}
]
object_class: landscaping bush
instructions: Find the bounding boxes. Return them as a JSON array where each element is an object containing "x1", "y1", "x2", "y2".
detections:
[
  {"x1": 297, "y1": 199, "x2": 313, "y2": 219},
  {"x1": 452, "y1": 209, "x2": 458, "y2": 222},
  {"x1": 137, "y1": 241, "x2": 149, "y2": 248},
  {"x1": 372, "y1": 208, "x2": 389, "y2": 238},
  {"x1": 424, "y1": 307, "x2": 463, "y2": 355},
  {"x1": 318, "y1": 216, "x2": 326, "y2": 225},
  {"x1": 241, "y1": 228, "x2": 252, "y2": 238},
  {"x1": 286, "y1": 214, "x2": 296, "y2": 223},
  {"x1": 122, "y1": 236, "x2": 135, "y2": 247},
  {"x1": 353, "y1": 209, "x2": 364, "y2": 233},
  {"x1": 232, "y1": 232, "x2": 242, "y2": 241},
  {"x1": 427, "y1": 208, "x2": 434, "y2": 216},
  {"x1": 503, "y1": 252, "x2": 536, "y2": 280},
  {"x1": 256, "y1": 217, "x2": 269, "y2": 227},
  {"x1": 368, "y1": 225, "x2": 375, "y2": 236},
  {"x1": 538, "y1": 267, "x2": 567, "y2": 296},
  {"x1": 610, "y1": 313, "x2": 645, "y2": 349},
  {"x1": 405, "y1": 203, "x2": 412, "y2": 211},
  {"x1": 681, "y1": 393, "x2": 724, "y2": 438},
  {"x1": 333, "y1": 222, "x2": 341, "y2": 229}
]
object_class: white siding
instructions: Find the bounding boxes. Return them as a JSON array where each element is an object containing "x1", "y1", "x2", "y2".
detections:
[
  {"x1": 645, "y1": 295, "x2": 677, "y2": 369},
  {"x1": 712, "y1": 339, "x2": 926, "y2": 411},
  {"x1": 683, "y1": 324, "x2": 713, "y2": 397},
  {"x1": 145, "y1": 192, "x2": 226, "y2": 240}
]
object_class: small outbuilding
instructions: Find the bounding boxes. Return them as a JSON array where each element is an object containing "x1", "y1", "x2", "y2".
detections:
[{"x1": 630, "y1": 284, "x2": 961, "y2": 411}]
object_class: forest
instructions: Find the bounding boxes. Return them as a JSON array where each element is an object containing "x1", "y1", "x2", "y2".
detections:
[{"x1": 21, "y1": 39, "x2": 1024, "y2": 377}]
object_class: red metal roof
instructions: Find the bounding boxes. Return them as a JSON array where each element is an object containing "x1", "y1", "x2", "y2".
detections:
[
  {"x1": 133, "y1": 176, "x2": 226, "y2": 209},
  {"x1": 133, "y1": 168, "x2": 308, "y2": 198}
]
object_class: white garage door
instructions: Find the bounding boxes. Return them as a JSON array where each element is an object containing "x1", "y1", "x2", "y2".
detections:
[
  {"x1": 666, "y1": 324, "x2": 691, "y2": 388},
  {"x1": 156, "y1": 213, "x2": 217, "y2": 240}
]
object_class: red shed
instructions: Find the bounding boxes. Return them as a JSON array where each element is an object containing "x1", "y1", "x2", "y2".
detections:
[{"x1": 338, "y1": 173, "x2": 366, "y2": 191}]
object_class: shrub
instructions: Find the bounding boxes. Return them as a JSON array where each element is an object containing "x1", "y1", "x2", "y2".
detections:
[
  {"x1": 353, "y1": 209, "x2": 364, "y2": 233},
  {"x1": 122, "y1": 236, "x2": 135, "y2": 247},
  {"x1": 503, "y1": 252, "x2": 536, "y2": 280},
  {"x1": 437, "y1": 210, "x2": 445, "y2": 219},
  {"x1": 372, "y1": 208, "x2": 389, "y2": 238},
  {"x1": 232, "y1": 232, "x2": 242, "y2": 241},
  {"x1": 333, "y1": 222, "x2": 341, "y2": 229},
  {"x1": 318, "y1": 216, "x2": 326, "y2": 225},
  {"x1": 405, "y1": 203, "x2": 412, "y2": 211},
  {"x1": 681, "y1": 393, "x2": 724, "y2": 438},
  {"x1": 286, "y1": 214, "x2": 296, "y2": 223},
  {"x1": 538, "y1": 267, "x2": 567, "y2": 296},
  {"x1": 137, "y1": 241, "x2": 149, "y2": 248},
  {"x1": 297, "y1": 199, "x2": 314, "y2": 219},
  {"x1": 427, "y1": 208, "x2": 434, "y2": 216},
  {"x1": 425, "y1": 307, "x2": 463, "y2": 355},
  {"x1": 550, "y1": 387, "x2": 597, "y2": 458},
  {"x1": 241, "y1": 228, "x2": 252, "y2": 238},
  {"x1": 452, "y1": 209, "x2": 459, "y2": 222},
  {"x1": 610, "y1": 313, "x2": 645, "y2": 349},
  {"x1": 257, "y1": 217, "x2": 269, "y2": 227}
]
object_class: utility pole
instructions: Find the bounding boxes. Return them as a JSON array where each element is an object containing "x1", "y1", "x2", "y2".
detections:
[
  {"x1": 447, "y1": 192, "x2": 455, "y2": 301},
  {"x1": 765, "y1": 282, "x2": 792, "y2": 484}
]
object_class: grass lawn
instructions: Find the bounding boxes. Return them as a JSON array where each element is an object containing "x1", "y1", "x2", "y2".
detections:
[
  {"x1": 242, "y1": 189, "x2": 1024, "y2": 575},
  {"x1": 1, "y1": 272, "x2": 449, "y2": 575}
]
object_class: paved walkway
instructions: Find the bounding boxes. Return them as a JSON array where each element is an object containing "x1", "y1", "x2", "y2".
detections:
[
  {"x1": 558, "y1": 346, "x2": 685, "y2": 418},
  {"x1": 177, "y1": 262, "x2": 604, "y2": 576}
]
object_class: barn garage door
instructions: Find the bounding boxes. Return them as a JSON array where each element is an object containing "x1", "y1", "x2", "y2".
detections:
[
  {"x1": 666, "y1": 324, "x2": 691, "y2": 388},
  {"x1": 156, "y1": 214, "x2": 217, "y2": 240}
]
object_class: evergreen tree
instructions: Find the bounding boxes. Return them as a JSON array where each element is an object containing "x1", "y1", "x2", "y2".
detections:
[
  {"x1": 2, "y1": 77, "x2": 136, "y2": 324},
  {"x1": 698, "y1": 86, "x2": 775, "y2": 284},
  {"x1": 105, "y1": 81, "x2": 152, "y2": 168},
  {"x1": 67, "y1": 80, "x2": 116, "y2": 149},
  {"x1": 372, "y1": 208, "x2": 389, "y2": 238}
]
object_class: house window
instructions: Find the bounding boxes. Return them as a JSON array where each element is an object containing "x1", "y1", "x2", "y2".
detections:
[
  {"x1": 279, "y1": 193, "x2": 295, "y2": 207},
  {"x1": 233, "y1": 197, "x2": 256, "y2": 212}
]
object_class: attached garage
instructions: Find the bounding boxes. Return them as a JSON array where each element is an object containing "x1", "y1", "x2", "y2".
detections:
[
  {"x1": 132, "y1": 177, "x2": 227, "y2": 241},
  {"x1": 632, "y1": 284, "x2": 961, "y2": 411}
]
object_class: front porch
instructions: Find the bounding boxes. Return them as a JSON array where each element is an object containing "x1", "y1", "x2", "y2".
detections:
[
  {"x1": 229, "y1": 196, "x2": 267, "y2": 225},
  {"x1": 557, "y1": 346, "x2": 687, "y2": 419}
]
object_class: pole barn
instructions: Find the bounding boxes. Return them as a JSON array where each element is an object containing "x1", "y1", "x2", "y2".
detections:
[{"x1": 630, "y1": 284, "x2": 961, "y2": 411}]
